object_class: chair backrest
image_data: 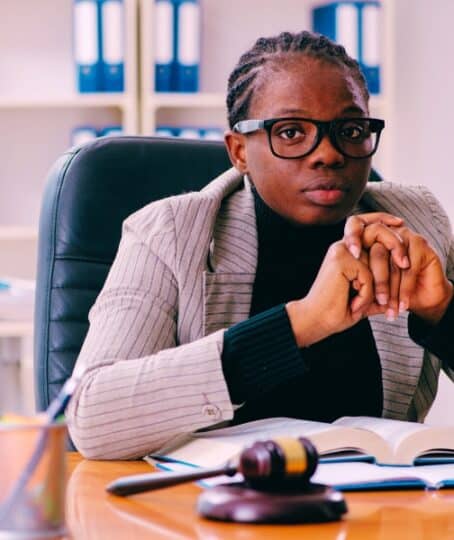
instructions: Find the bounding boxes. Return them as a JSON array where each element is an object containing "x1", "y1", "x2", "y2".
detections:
[{"x1": 34, "y1": 136, "x2": 231, "y2": 412}]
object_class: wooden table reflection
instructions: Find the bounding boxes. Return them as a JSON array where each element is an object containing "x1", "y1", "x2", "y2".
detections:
[{"x1": 66, "y1": 452, "x2": 454, "y2": 539}]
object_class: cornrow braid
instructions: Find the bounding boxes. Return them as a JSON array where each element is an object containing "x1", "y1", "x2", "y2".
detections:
[{"x1": 226, "y1": 30, "x2": 369, "y2": 129}]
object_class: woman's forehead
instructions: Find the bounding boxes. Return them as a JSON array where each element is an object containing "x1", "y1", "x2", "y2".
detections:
[{"x1": 250, "y1": 55, "x2": 368, "y2": 117}]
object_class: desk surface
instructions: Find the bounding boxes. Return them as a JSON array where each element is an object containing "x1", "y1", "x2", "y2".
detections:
[{"x1": 66, "y1": 452, "x2": 454, "y2": 539}]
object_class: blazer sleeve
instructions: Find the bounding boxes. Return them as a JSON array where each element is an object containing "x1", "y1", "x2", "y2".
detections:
[
  {"x1": 419, "y1": 186, "x2": 454, "y2": 381},
  {"x1": 66, "y1": 202, "x2": 234, "y2": 460}
]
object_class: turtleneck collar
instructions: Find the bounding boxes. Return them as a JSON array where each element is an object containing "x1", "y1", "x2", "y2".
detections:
[{"x1": 252, "y1": 187, "x2": 346, "y2": 257}]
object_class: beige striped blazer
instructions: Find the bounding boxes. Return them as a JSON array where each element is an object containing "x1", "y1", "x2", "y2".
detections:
[{"x1": 67, "y1": 167, "x2": 454, "y2": 459}]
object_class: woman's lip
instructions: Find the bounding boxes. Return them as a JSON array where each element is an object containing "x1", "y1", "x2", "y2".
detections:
[{"x1": 303, "y1": 189, "x2": 347, "y2": 205}]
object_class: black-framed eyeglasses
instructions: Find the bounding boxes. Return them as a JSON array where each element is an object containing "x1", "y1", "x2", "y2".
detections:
[{"x1": 233, "y1": 117, "x2": 385, "y2": 159}]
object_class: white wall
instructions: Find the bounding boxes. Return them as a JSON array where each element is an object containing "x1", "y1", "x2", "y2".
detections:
[
  {"x1": 390, "y1": 0, "x2": 454, "y2": 424},
  {"x1": 391, "y1": 0, "x2": 454, "y2": 214}
]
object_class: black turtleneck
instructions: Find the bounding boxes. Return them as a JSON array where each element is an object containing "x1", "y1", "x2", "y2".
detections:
[{"x1": 222, "y1": 188, "x2": 383, "y2": 424}]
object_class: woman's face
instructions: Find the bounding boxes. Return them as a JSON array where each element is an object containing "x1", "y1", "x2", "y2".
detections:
[{"x1": 225, "y1": 56, "x2": 372, "y2": 225}]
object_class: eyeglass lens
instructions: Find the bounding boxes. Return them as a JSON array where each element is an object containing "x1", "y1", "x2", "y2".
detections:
[{"x1": 270, "y1": 119, "x2": 378, "y2": 158}]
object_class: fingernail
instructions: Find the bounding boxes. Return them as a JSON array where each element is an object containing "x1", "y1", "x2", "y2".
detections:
[
  {"x1": 399, "y1": 301, "x2": 408, "y2": 314},
  {"x1": 386, "y1": 309, "x2": 396, "y2": 321},
  {"x1": 376, "y1": 294, "x2": 388, "y2": 306},
  {"x1": 402, "y1": 256, "x2": 410, "y2": 268},
  {"x1": 349, "y1": 245, "x2": 360, "y2": 259}
]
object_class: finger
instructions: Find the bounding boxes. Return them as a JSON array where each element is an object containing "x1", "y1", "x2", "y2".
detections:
[
  {"x1": 348, "y1": 261, "x2": 375, "y2": 315},
  {"x1": 350, "y1": 250, "x2": 369, "y2": 291},
  {"x1": 361, "y1": 223, "x2": 410, "y2": 270},
  {"x1": 344, "y1": 213, "x2": 404, "y2": 259},
  {"x1": 366, "y1": 302, "x2": 388, "y2": 317},
  {"x1": 398, "y1": 233, "x2": 425, "y2": 313},
  {"x1": 386, "y1": 260, "x2": 401, "y2": 321},
  {"x1": 369, "y1": 243, "x2": 391, "y2": 306}
]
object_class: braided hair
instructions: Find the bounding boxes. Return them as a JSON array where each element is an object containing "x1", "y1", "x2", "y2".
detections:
[{"x1": 226, "y1": 30, "x2": 369, "y2": 129}]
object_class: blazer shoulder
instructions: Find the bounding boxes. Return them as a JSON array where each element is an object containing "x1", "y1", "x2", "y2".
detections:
[
  {"x1": 365, "y1": 181, "x2": 451, "y2": 227},
  {"x1": 122, "y1": 167, "x2": 244, "y2": 244},
  {"x1": 364, "y1": 181, "x2": 452, "y2": 256}
]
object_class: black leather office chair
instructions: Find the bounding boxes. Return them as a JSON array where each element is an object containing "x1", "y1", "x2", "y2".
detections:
[
  {"x1": 34, "y1": 136, "x2": 232, "y2": 414},
  {"x1": 34, "y1": 135, "x2": 382, "y2": 416}
]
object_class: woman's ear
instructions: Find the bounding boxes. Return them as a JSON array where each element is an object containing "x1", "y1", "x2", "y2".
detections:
[{"x1": 224, "y1": 131, "x2": 248, "y2": 173}]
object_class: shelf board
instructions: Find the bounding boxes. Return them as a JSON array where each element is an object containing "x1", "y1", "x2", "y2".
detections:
[
  {"x1": 150, "y1": 93, "x2": 226, "y2": 109},
  {"x1": 0, "y1": 227, "x2": 38, "y2": 241},
  {"x1": 0, "y1": 321, "x2": 33, "y2": 338},
  {"x1": 150, "y1": 92, "x2": 384, "y2": 114},
  {"x1": 0, "y1": 94, "x2": 129, "y2": 109}
]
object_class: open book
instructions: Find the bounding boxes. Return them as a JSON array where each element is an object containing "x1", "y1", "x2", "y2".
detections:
[{"x1": 151, "y1": 416, "x2": 454, "y2": 468}]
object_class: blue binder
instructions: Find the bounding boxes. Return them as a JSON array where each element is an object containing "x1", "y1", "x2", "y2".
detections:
[
  {"x1": 175, "y1": 0, "x2": 200, "y2": 92},
  {"x1": 359, "y1": 2, "x2": 380, "y2": 94},
  {"x1": 312, "y1": 1, "x2": 381, "y2": 95},
  {"x1": 99, "y1": 125, "x2": 123, "y2": 136},
  {"x1": 154, "y1": 0, "x2": 176, "y2": 91},
  {"x1": 73, "y1": 0, "x2": 101, "y2": 92},
  {"x1": 155, "y1": 126, "x2": 178, "y2": 137},
  {"x1": 71, "y1": 126, "x2": 98, "y2": 146},
  {"x1": 99, "y1": 0, "x2": 125, "y2": 92}
]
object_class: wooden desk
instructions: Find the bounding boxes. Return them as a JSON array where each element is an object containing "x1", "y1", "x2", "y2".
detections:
[{"x1": 66, "y1": 452, "x2": 454, "y2": 539}]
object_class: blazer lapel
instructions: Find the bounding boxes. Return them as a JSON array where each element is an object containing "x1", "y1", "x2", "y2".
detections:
[{"x1": 203, "y1": 179, "x2": 257, "y2": 335}]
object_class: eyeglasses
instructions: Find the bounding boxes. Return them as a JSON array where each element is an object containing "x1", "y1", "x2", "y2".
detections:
[{"x1": 233, "y1": 117, "x2": 385, "y2": 159}]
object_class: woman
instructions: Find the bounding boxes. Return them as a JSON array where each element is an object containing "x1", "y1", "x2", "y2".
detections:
[{"x1": 67, "y1": 31, "x2": 454, "y2": 459}]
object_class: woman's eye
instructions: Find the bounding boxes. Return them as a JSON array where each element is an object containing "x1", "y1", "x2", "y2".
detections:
[
  {"x1": 341, "y1": 124, "x2": 365, "y2": 140},
  {"x1": 277, "y1": 126, "x2": 304, "y2": 140}
]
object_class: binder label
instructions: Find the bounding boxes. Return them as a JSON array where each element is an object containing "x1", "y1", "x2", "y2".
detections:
[
  {"x1": 74, "y1": 1, "x2": 99, "y2": 63},
  {"x1": 155, "y1": 1, "x2": 173, "y2": 63},
  {"x1": 177, "y1": 2, "x2": 200, "y2": 66},
  {"x1": 336, "y1": 4, "x2": 359, "y2": 60},
  {"x1": 102, "y1": 0, "x2": 124, "y2": 63},
  {"x1": 362, "y1": 4, "x2": 380, "y2": 66}
]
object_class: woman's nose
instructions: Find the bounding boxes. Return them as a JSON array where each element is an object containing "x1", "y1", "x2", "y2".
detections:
[{"x1": 305, "y1": 134, "x2": 345, "y2": 168}]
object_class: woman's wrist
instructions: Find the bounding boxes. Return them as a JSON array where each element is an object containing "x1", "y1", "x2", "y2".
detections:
[
  {"x1": 285, "y1": 299, "x2": 325, "y2": 348},
  {"x1": 411, "y1": 281, "x2": 454, "y2": 325}
]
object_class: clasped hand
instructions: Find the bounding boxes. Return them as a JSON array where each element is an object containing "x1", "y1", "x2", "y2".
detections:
[{"x1": 286, "y1": 212, "x2": 453, "y2": 348}]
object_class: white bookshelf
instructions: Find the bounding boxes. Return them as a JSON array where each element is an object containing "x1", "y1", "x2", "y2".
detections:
[{"x1": 0, "y1": 0, "x2": 138, "y2": 235}]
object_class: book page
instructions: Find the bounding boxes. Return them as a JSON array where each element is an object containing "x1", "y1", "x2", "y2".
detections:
[
  {"x1": 313, "y1": 462, "x2": 454, "y2": 490},
  {"x1": 193, "y1": 417, "x2": 333, "y2": 440},
  {"x1": 152, "y1": 417, "x2": 391, "y2": 467},
  {"x1": 334, "y1": 417, "x2": 454, "y2": 464},
  {"x1": 334, "y1": 416, "x2": 428, "y2": 454}
]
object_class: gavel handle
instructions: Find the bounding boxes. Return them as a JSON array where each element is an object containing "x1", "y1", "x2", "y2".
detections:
[{"x1": 106, "y1": 463, "x2": 238, "y2": 496}]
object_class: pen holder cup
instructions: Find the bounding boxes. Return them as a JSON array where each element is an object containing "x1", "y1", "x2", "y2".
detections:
[{"x1": 0, "y1": 422, "x2": 67, "y2": 539}]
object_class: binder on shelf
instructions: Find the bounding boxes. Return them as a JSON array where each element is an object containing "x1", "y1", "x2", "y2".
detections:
[
  {"x1": 312, "y1": 1, "x2": 381, "y2": 95},
  {"x1": 155, "y1": 125, "x2": 224, "y2": 139},
  {"x1": 178, "y1": 127, "x2": 201, "y2": 139},
  {"x1": 155, "y1": 126, "x2": 177, "y2": 137},
  {"x1": 99, "y1": 0, "x2": 125, "y2": 92},
  {"x1": 360, "y1": 2, "x2": 380, "y2": 94},
  {"x1": 71, "y1": 126, "x2": 98, "y2": 147},
  {"x1": 99, "y1": 125, "x2": 123, "y2": 137},
  {"x1": 200, "y1": 128, "x2": 224, "y2": 141},
  {"x1": 175, "y1": 0, "x2": 200, "y2": 92},
  {"x1": 73, "y1": 0, "x2": 101, "y2": 92},
  {"x1": 154, "y1": 0, "x2": 176, "y2": 92}
]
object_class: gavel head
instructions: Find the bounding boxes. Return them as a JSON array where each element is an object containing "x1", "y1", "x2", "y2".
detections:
[{"x1": 237, "y1": 437, "x2": 319, "y2": 491}]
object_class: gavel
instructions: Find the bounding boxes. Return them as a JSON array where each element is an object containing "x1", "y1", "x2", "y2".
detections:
[{"x1": 106, "y1": 436, "x2": 319, "y2": 496}]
